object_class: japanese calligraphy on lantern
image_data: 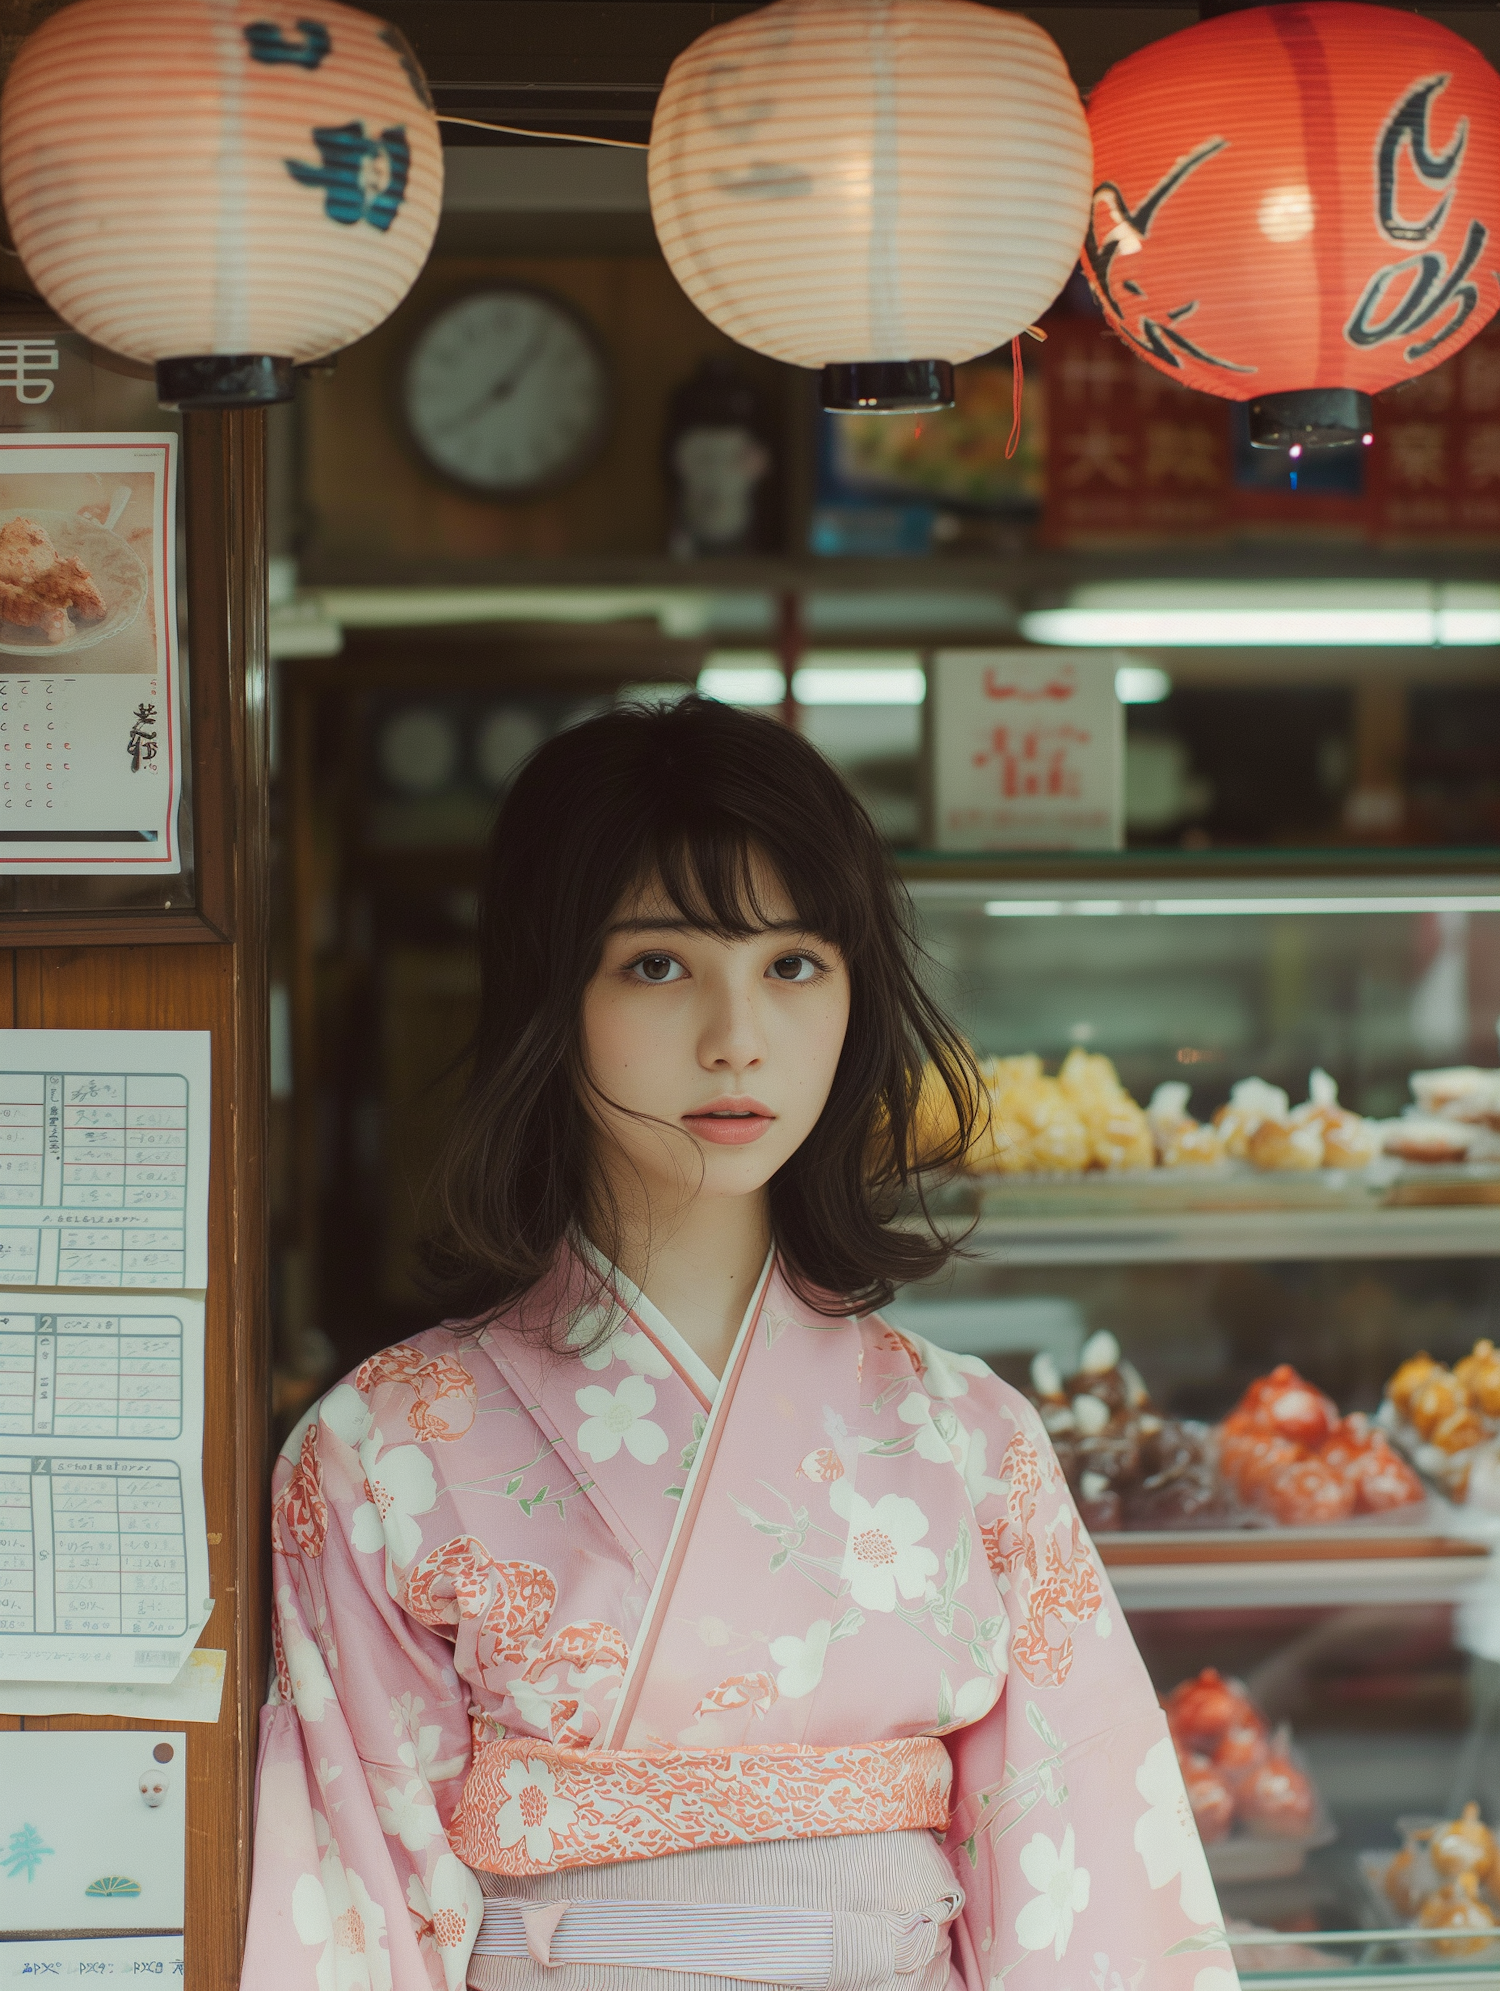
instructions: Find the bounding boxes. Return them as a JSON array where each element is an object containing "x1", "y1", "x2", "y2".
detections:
[
  {"x1": 927, "y1": 650, "x2": 1124, "y2": 852},
  {"x1": 0, "y1": 435, "x2": 180, "y2": 873}
]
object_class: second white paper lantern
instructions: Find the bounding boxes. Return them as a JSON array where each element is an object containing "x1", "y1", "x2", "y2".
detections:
[{"x1": 648, "y1": 0, "x2": 1091, "y2": 410}]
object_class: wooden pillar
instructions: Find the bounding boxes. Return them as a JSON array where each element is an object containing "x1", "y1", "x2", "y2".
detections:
[{"x1": 0, "y1": 410, "x2": 270, "y2": 1987}]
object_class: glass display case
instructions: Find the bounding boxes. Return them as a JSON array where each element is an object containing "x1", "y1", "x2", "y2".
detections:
[{"x1": 898, "y1": 876, "x2": 1500, "y2": 1989}]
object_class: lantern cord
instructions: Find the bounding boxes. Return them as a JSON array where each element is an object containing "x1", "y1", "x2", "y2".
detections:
[
  {"x1": 435, "y1": 115, "x2": 648, "y2": 150},
  {"x1": 1006, "y1": 334, "x2": 1025, "y2": 460}
]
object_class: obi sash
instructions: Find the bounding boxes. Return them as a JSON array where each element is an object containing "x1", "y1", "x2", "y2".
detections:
[{"x1": 449, "y1": 1736, "x2": 952, "y2": 1876}]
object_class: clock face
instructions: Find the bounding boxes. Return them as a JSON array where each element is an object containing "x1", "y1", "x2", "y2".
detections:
[{"x1": 402, "y1": 288, "x2": 611, "y2": 496}]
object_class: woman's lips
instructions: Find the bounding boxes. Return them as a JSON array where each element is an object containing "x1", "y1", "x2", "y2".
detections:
[{"x1": 682, "y1": 1100, "x2": 775, "y2": 1146}]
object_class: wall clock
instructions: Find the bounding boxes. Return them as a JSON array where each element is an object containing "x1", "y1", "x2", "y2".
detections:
[{"x1": 401, "y1": 286, "x2": 612, "y2": 497}]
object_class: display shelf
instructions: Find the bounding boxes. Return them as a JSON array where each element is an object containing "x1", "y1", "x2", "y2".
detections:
[
  {"x1": 1106, "y1": 1547, "x2": 1488, "y2": 1611},
  {"x1": 1239, "y1": 1965, "x2": 1498, "y2": 1989},
  {"x1": 912, "y1": 1164, "x2": 1500, "y2": 1264},
  {"x1": 941, "y1": 1204, "x2": 1500, "y2": 1265}
]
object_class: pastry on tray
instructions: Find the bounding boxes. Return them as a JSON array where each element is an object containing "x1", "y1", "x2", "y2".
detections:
[
  {"x1": 1147, "y1": 1081, "x2": 1225, "y2": 1167},
  {"x1": 1028, "y1": 1330, "x2": 1228, "y2": 1531},
  {"x1": 1217, "y1": 1363, "x2": 1424, "y2": 1524},
  {"x1": 1377, "y1": 1805, "x2": 1500, "y2": 1958},
  {"x1": 1379, "y1": 1341, "x2": 1500, "y2": 1502},
  {"x1": 1163, "y1": 1669, "x2": 1320, "y2": 1847}
]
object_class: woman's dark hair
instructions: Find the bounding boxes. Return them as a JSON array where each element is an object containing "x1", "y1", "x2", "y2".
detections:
[{"x1": 425, "y1": 695, "x2": 980, "y2": 1329}]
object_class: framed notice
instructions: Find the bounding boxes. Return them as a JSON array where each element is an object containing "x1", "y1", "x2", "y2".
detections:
[
  {"x1": 0, "y1": 434, "x2": 180, "y2": 874},
  {"x1": 927, "y1": 649, "x2": 1124, "y2": 852}
]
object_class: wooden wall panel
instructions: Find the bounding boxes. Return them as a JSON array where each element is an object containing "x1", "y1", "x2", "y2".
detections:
[
  {"x1": 303, "y1": 252, "x2": 790, "y2": 573},
  {"x1": 3, "y1": 411, "x2": 269, "y2": 1990}
]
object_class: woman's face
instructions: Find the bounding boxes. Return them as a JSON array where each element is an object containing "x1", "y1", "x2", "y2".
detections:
[{"x1": 580, "y1": 857, "x2": 852, "y2": 1213}]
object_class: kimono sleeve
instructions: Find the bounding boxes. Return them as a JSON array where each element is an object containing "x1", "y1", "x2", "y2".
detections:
[
  {"x1": 943, "y1": 1382, "x2": 1240, "y2": 1991},
  {"x1": 241, "y1": 1383, "x2": 483, "y2": 1991}
]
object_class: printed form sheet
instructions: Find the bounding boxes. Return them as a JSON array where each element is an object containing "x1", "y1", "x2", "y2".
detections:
[{"x1": 0, "y1": 1033, "x2": 209, "y2": 1682}]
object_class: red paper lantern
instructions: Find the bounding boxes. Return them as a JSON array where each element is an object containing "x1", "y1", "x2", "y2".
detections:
[{"x1": 1084, "y1": 3, "x2": 1500, "y2": 447}]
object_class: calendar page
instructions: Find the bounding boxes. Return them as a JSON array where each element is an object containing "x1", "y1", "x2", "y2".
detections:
[{"x1": 0, "y1": 436, "x2": 179, "y2": 874}]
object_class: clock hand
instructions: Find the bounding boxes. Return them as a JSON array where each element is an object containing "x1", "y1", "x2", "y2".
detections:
[{"x1": 434, "y1": 325, "x2": 551, "y2": 437}]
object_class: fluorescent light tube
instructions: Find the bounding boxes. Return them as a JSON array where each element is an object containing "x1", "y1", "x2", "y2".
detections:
[
  {"x1": 1020, "y1": 582, "x2": 1500, "y2": 648},
  {"x1": 792, "y1": 665, "x2": 926, "y2": 705},
  {"x1": 983, "y1": 895, "x2": 1500, "y2": 918},
  {"x1": 698, "y1": 665, "x2": 785, "y2": 706},
  {"x1": 1115, "y1": 664, "x2": 1172, "y2": 703}
]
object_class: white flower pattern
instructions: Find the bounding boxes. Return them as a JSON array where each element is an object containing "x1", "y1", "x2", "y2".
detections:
[
  {"x1": 1014, "y1": 1825, "x2": 1090, "y2": 1960},
  {"x1": 375, "y1": 1777, "x2": 442, "y2": 1850},
  {"x1": 1133, "y1": 1736, "x2": 1221, "y2": 1926},
  {"x1": 769, "y1": 1619, "x2": 832, "y2": 1699},
  {"x1": 830, "y1": 1481, "x2": 938, "y2": 1611},
  {"x1": 406, "y1": 1855, "x2": 483, "y2": 1991},
  {"x1": 351, "y1": 1435, "x2": 438, "y2": 1570},
  {"x1": 493, "y1": 1757, "x2": 577, "y2": 1865},
  {"x1": 575, "y1": 1373, "x2": 669, "y2": 1464},
  {"x1": 277, "y1": 1587, "x2": 335, "y2": 1723},
  {"x1": 291, "y1": 1841, "x2": 393, "y2": 1991}
]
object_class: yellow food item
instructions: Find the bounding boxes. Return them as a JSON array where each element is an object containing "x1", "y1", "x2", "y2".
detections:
[
  {"x1": 1430, "y1": 1803, "x2": 1495, "y2": 1881},
  {"x1": 1058, "y1": 1048, "x2": 1154, "y2": 1171},
  {"x1": 1389, "y1": 1353, "x2": 1441, "y2": 1419},
  {"x1": 1457, "y1": 1341, "x2": 1500, "y2": 1419},
  {"x1": 1248, "y1": 1118, "x2": 1325, "y2": 1171},
  {"x1": 1410, "y1": 1370, "x2": 1465, "y2": 1437},
  {"x1": 1320, "y1": 1110, "x2": 1381, "y2": 1170},
  {"x1": 1433, "y1": 1408, "x2": 1490, "y2": 1455},
  {"x1": 1158, "y1": 1119, "x2": 1225, "y2": 1168},
  {"x1": 970, "y1": 1064, "x2": 1089, "y2": 1176},
  {"x1": 1213, "y1": 1078, "x2": 1291, "y2": 1159},
  {"x1": 1418, "y1": 1872, "x2": 1496, "y2": 1957}
]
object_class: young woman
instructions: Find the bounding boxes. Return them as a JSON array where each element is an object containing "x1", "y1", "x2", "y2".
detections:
[{"x1": 243, "y1": 698, "x2": 1235, "y2": 1991}]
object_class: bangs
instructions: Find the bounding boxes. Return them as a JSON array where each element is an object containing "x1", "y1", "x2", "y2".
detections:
[{"x1": 616, "y1": 796, "x2": 874, "y2": 958}]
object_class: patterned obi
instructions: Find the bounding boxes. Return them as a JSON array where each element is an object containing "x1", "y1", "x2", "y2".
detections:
[{"x1": 448, "y1": 1736, "x2": 953, "y2": 1877}]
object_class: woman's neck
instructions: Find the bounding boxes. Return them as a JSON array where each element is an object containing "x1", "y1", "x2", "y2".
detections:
[{"x1": 607, "y1": 1190, "x2": 772, "y2": 1381}]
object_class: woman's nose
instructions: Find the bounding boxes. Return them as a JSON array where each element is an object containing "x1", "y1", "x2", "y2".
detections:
[{"x1": 699, "y1": 981, "x2": 764, "y2": 1071}]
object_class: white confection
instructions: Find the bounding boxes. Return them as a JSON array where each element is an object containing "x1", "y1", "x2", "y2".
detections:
[
  {"x1": 1030, "y1": 1351, "x2": 1064, "y2": 1399},
  {"x1": 1071, "y1": 1393, "x2": 1111, "y2": 1436},
  {"x1": 1079, "y1": 1329, "x2": 1121, "y2": 1374}
]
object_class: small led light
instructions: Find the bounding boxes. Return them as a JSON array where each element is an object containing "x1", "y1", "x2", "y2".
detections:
[
  {"x1": 1289, "y1": 444, "x2": 1303, "y2": 459},
  {"x1": 1362, "y1": 432, "x2": 1374, "y2": 445}
]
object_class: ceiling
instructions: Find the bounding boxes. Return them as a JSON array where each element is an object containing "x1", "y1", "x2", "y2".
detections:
[{"x1": 385, "y1": 0, "x2": 1500, "y2": 146}]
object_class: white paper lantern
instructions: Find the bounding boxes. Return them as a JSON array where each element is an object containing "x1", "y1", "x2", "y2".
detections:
[
  {"x1": 648, "y1": 0, "x2": 1091, "y2": 410},
  {"x1": 0, "y1": 0, "x2": 443, "y2": 407}
]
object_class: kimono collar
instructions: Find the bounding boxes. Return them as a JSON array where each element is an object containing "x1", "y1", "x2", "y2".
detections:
[{"x1": 572, "y1": 1235, "x2": 776, "y2": 1407}]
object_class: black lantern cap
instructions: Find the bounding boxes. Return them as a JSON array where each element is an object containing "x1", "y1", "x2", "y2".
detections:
[
  {"x1": 821, "y1": 360, "x2": 954, "y2": 412},
  {"x1": 156, "y1": 354, "x2": 296, "y2": 411},
  {"x1": 1248, "y1": 387, "x2": 1373, "y2": 450}
]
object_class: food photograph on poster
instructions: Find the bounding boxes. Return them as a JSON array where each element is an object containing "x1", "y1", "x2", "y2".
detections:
[{"x1": 0, "y1": 435, "x2": 179, "y2": 874}]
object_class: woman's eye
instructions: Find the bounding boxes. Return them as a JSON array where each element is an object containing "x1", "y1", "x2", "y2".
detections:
[
  {"x1": 769, "y1": 954, "x2": 817, "y2": 983},
  {"x1": 631, "y1": 953, "x2": 684, "y2": 983}
]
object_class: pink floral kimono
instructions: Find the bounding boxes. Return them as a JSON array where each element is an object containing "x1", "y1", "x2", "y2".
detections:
[{"x1": 243, "y1": 1250, "x2": 1239, "y2": 1991}]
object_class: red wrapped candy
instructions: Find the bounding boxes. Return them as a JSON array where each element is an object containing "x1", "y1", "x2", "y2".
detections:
[
  {"x1": 1261, "y1": 1458, "x2": 1357, "y2": 1526},
  {"x1": 1214, "y1": 1719, "x2": 1271, "y2": 1790},
  {"x1": 1165, "y1": 1668, "x2": 1255, "y2": 1753},
  {"x1": 1239, "y1": 1750, "x2": 1316, "y2": 1838}
]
